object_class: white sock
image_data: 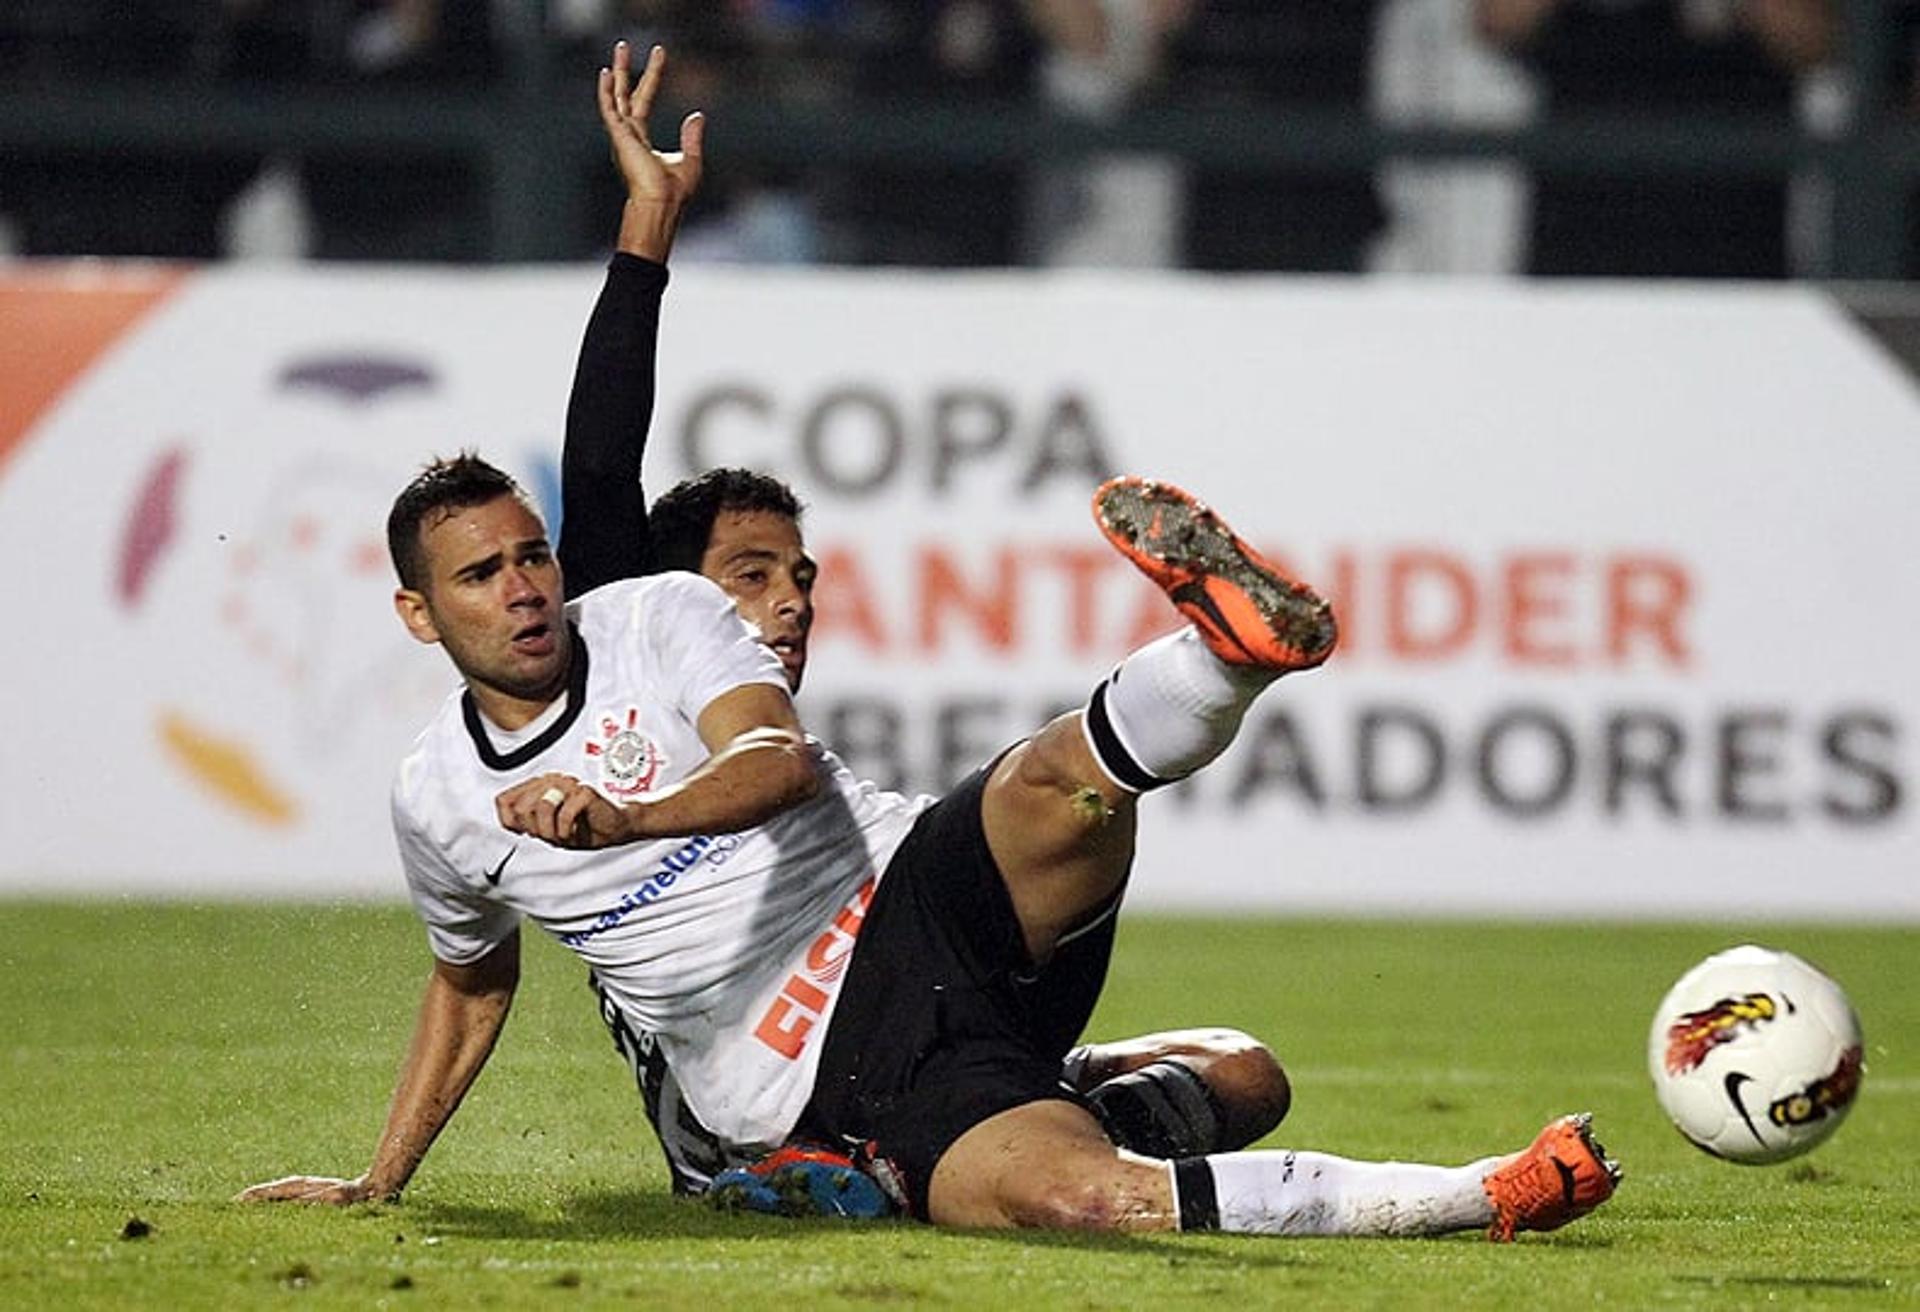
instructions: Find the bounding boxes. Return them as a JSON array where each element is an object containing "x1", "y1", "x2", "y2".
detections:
[
  {"x1": 1081, "y1": 627, "x2": 1277, "y2": 790},
  {"x1": 1169, "y1": 1150, "x2": 1500, "y2": 1238}
]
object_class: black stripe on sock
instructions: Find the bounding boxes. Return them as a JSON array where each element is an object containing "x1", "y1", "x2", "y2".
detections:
[
  {"x1": 1172, "y1": 1157, "x2": 1220, "y2": 1231},
  {"x1": 1087, "y1": 679, "x2": 1171, "y2": 793}
]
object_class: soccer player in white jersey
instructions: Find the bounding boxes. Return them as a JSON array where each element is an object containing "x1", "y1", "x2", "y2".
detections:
[
  {"x1": 242, "y1": 439, "x2": 1619, "y2": 1239},
  {"x1": 550, "y1": 41, "x2": 1296, "y2": 1206}
]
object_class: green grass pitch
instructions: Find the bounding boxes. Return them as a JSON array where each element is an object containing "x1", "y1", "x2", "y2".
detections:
[{"x1": 1, "y1": 903, "x2": 1914, "y2": 1309}]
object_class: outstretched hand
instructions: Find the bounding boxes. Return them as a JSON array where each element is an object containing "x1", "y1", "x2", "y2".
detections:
[
  {"x1": 236, "y1": 1174, "x2": 382, "y2": 1206},
  {"x1": 600, "y1": 41, "x2": 705, "y2": 261}
]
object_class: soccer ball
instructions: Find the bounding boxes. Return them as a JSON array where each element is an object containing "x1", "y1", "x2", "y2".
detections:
[{"x1": 1647, "y1": 945, "x2": 1864, "y2": 1165}]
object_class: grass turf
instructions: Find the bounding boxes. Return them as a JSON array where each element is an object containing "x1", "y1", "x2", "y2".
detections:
[{"x1": 0, "y1": 904, "x2": 1914, "y2": 1309}]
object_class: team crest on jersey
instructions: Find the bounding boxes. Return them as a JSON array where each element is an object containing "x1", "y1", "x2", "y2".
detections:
[{"x1": 586, "y1": 707, "x2": 663, "y2": 797}]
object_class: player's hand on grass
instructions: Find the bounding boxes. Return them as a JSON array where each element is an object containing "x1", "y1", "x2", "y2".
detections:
[
  {"x1": 600, "y1": 40, "x2": 704, "y2": 261},
  {"x1": 496, "y1": 773, "x2": 631, "y2": 849},
  {"x1": 236, "y1": 1174, "x2": 383, "y2": 1206}
]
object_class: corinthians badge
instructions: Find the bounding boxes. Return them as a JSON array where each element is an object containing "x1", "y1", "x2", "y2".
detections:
[{"x1": 585, "y1": 708, "x2": 663, "y2": 797}]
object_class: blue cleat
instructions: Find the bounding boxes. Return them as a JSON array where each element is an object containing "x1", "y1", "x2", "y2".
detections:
[{"x1": 708, "y1": 1144, "x2": 894, "y2": 1220}]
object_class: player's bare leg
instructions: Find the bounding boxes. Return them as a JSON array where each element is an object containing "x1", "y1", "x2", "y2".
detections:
[
  {"x1": 983, "y1": 477, "x2": 1338, "y2": 962},
  {"x1": 929, "y1": 1100, "x2": 1181, "y2": 1230},
  {"x1": 927, "y1": 1100, "x2": 1620, "y2": 1240},
  {"x1": 980, "y1": 716, "x2": 1139, "y2": 960},
  {"x1": 935, "y1": 481, "x2": 1622, "y2": 1239},
  {"x1": 719, "y1": 1024, "x2": 1289, "y2": 1218}
]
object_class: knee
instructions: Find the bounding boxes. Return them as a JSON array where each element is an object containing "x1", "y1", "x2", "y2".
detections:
[
  {"x1": 1163, "y1": 1028, "x2": 1291, "y2": 1148},
  {"x1": 1002, "y1": 1168, "x2": 1160, "y2": 1231},
  {"x1": 1204, "y1": 1040, "x2": 1291, "y2": 1148},
  {"x1": 929, "y1": 1100, "x2": 1176, "y2": 1231}
]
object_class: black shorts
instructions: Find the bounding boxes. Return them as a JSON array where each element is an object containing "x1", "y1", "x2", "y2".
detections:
[{"x1": 794, "y1": 757, "x2": 1119, "y2": 1219}]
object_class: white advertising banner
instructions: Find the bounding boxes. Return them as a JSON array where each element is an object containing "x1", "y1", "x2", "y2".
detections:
[{"x1": 2, "y1": 265, "x2": 1914, "y2": 917}]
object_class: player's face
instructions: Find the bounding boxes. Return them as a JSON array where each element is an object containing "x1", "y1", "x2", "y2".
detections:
[
  {"x1": 394, "y1": 494, "x2": 570, "y2": 727},
  {"x1": 700, "y1": 510, "x2": 816, "y2": 692}
]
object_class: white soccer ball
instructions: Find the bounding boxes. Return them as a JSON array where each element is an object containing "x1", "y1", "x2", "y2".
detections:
[{"x1": 1647, "y1": 945, "x2": 1864, "y2": 1165}]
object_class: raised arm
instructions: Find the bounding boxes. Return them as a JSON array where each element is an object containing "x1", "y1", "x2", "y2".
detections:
[
  {"x1": 559, "y1": 42, "x2": 706, "y2": 598},
  {"x1": 238, "y1": 931, "x2": 521, "y2": 1205},
  {"x1": 497, "y1": 683, "x2": 822, "y2": 849}
]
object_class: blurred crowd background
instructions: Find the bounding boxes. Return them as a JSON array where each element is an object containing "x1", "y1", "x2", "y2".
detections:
[{"x1": 2, "y1": 0, "x2": 1917, "y2": 278}]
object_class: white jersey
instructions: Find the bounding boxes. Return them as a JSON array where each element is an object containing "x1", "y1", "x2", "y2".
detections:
[{"x1": 391, "y1": 572, "x2": 930, "y2": 1164}]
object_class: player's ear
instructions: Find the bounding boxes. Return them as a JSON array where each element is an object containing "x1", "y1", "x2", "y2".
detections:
[{"x1": 394, "y1": 588, "x2": 441, "y2": 645}]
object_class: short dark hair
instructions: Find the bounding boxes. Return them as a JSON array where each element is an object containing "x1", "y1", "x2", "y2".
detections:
[
  {"x1": 648, "y1": 468, "x2": 805, "y2": 573},
  {"x1": 387, "y1": 453, "x2": 536, "y2": 592}
]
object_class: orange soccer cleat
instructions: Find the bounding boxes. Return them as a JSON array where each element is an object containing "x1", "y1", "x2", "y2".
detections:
[
  {"x1": 1093, "y1": 476, "x2": 1337, "y2": 671},
  {"x1": 1480, "y1": 1112, "x2": 1622, "y2": 1243}
]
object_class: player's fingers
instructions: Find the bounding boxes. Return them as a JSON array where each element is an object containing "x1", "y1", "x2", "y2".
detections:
[
  {"x1": 497, "y1": 774, "x2": 557, "y2": 833},
  {"x1": 679, "y1": 110, "x2": 706, "y2": 172},
  {"x1": 530, "y1": 779, "x2": 569, "y2": 842},
  {"x1": 631, "y1": 43, "x2": 665, "y2": 126},
  {"x1": 236, "y1": 1175, "x2": 331, "y2": 1203},
  {"x1": 555, "y1": 788, "x2": 596, "y2": 847},
  {"x1": 611, "y1": 39, "x2": 632, "y2": 117},
  {"x1": 597, "y1": 65, "x2": 619, "y2": 128}
]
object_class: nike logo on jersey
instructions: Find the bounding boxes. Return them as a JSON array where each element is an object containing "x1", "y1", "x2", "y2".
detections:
[{"x1": 485, "y1": 847, "x2": 518, "y2": 886}]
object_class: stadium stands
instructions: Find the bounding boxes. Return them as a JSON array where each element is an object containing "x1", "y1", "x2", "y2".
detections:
[{"x1": 1, "y1": 0, "x2": 1917, "y2": 276}]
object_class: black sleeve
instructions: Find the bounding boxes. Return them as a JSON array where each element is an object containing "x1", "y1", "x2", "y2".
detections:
[{"x1": 558, "y1": 251, "x2": 671, "y2": 599}]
